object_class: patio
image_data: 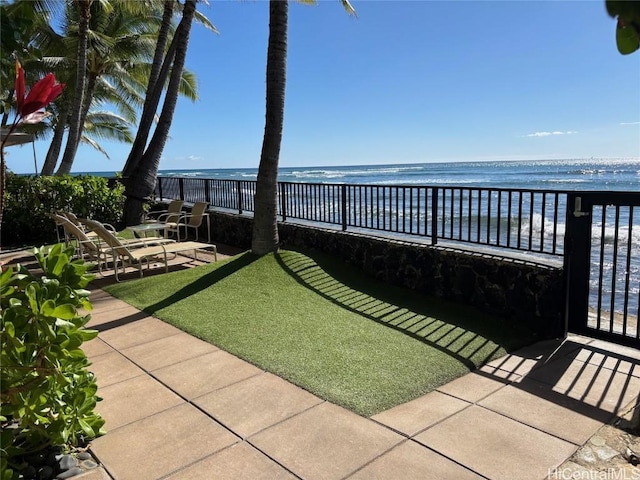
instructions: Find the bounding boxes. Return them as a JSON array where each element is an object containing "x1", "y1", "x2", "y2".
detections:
[
  {"x1": 2, "y1": 247, "x2": 639, "y2": 479},
  {"x1": 86, "y1": 281, "x2": 640, "y2": 479}
]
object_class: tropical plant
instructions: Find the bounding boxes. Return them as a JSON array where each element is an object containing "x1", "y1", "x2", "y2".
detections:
[
  {"x1": 0, "y1": 0, "x2": 141, "y2": 175},
  {"x1": 0, "y1": 244, "x2": 105, "y2": 479},
  {"x1": 251, "y1": 0, "x2": 289, "y2": 256},
  {"x1": 0, "y1": 60, "x2": 64, "y2": 233},
  {"x1": 31, "y1": 0, "x2": 201, "y2": 175},
  {"x1": 606, "y1": 0, "x2": 640, "y2": 54},
  {"x1": 55, "y1": 0, "x2": 159, "y2": 174},
  {"x1": 121, "y1": 0, "x2": 201, "y2": 225},
  {"x1": 57, "y1": 0, "x2": 93, "y2": 175},
  {"x1": 251, "y1": 0, "x2": 356, "y2": 255},
  {"x1": 121, "y1": 0, "x2": 175, "y2": 180}
]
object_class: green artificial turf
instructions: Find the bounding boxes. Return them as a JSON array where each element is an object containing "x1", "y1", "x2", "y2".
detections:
[{"x1": 104, "y1": 249, "x2": 534, "y2": 416}]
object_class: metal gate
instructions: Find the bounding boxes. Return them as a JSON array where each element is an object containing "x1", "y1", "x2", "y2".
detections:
[{"x1": 565, "y1": 191, "x2": 640, "y2": 348}]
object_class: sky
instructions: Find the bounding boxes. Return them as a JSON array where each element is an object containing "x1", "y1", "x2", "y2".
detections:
[{"x1": 6, "y1": 0, "x2": 640, "y2": 174}]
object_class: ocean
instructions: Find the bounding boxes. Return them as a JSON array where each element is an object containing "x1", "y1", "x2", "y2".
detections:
[
  {"x1": 89, "y1": 158, "x2": 639, "y2": 320},
  {"x1": 149, "y1": 157, "x2": 640, "y2": 191}
]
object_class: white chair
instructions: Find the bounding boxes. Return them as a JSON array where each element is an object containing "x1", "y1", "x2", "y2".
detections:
[
  {"x1": 164, "y1": 201, "x2": 211, "y2": 242},
  {"x1": 82, "y1": 218, "x2": 216, "y2": 281},
  {"x1": 147, "y1": 199, "x2": 184, "y2": 224}
]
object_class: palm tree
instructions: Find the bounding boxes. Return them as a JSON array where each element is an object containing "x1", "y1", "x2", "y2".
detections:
[
  {"x1": 57, "y1": 0, "x2": 158, "y2": 174},
  {"x1": 121, "y1": 0, "x2": 216, "y2": 179},
  {"x1": 122, "y1": 0, "x2": 198, "y2": 225},
  {"x1": 251, "y1": 0, "x2": 289, "y2": 255},
  {"x1": 251, "y1": 0, "x2": 355, "y2": 255},
  {"x1": 57, "y1": 0, "x2": 93, "y2": 175},
  {"x1": 121, "y1": 0, "x2": 174, "y2": 179},
  {"x1": 38, "y1": 1, "x2": 198, "y2": 174}
]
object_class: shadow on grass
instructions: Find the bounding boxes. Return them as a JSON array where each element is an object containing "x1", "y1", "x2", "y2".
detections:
[
  {"x1": 143, "y1": 252, "x2": 259, "y2": 314},
  {"x1": 276, "y1": 249, "x2": 536, "y2": 370}
]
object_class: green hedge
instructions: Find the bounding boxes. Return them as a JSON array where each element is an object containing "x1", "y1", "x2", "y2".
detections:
[{"x1": 1, "y1": 174, "x2": 125, "y2": 248}]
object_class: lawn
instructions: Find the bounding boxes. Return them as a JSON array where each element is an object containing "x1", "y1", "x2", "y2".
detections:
[{"x1": 103, "y1": 249, "x2": 534, "y2": 416}]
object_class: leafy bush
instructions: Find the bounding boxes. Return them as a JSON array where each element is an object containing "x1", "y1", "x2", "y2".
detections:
[
  {"x1": 1, "y1": 173, "x2": 125, "y2": 247},
  {"x1": 0, "y1": 244, "x2": 105, "y2": 479}
]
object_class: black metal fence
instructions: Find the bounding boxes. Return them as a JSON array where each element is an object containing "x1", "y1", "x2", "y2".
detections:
[
  {"x1": 153, "y1": 176, "x2": 640, "y2": 346},
  {"x1": 154, "y1": 177, "x2": 568, "y2": 257}
]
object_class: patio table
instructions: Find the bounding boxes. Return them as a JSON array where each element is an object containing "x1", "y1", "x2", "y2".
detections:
[{"x1": 126, "y1": 222, "x2": 167, "y2": 238}]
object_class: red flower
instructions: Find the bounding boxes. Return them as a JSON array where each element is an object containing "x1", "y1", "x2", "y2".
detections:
[
  {"x1": 14, "y1": 59, "x2": 25, "y2": 114},
  {"x1": 14, "y1": 59, "x2": 65, "y2": 120}
]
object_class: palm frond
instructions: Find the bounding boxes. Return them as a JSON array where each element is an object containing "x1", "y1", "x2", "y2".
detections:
[
  {"x1": 194, "y1": 9, "x2": 218, "y2": 34},
  {"x1": 79, "y1": 135, "x2": 111, "y2": 159}
]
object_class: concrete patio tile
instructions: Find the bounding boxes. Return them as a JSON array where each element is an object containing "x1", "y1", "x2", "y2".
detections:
[
  {"x1": 153, "y1": 350, "x2": 263, "y2": 400},
  {"x1": 121, "y1": 332, "x2": 219, "y2": 371},
  {"x1": 414, "y1": 405, "x2": 577, "y2": 480},
  {"x1": 582, "y1": 339, "x2": 640, "y2": 361},
  {"x1": 91, "y1": 403, "x2": 239, "y2": 480},
  {"x1": 165, "y1": 442, "x2": 297, "y2": 480},
  {"x1": 83, "y1": 338, "x2": 115, "y2": 359},
  {"x1": 73, "y1": 467, "x2": 113, "y2": 480},
  {"x1": 527, "y1": 356, "x2": 640, "y2": 414},
  {"x1": 87, "y1": 289, "x2": 116, "y2": 303},
  {"x1": 569, "y1": 345, "x2": 640, "y2": 378},
  {"x1": 86, "y1": 305, "x2": 149, "y2": 329},
  {"x1": 483, "y1": 341, "x2": 569, "y2": 378},
  {"x1": 436, "y1": 371, "x2": 510, "y2": 403},
  {"x1": 482, "y1": 337, "x2": 590, "y2": 378},
  {"x1": 194, "y1": 372, "x2": 323, "y2": 438},
  {"x1": 89, "y1": 351, "x2": 145, "y2": 388},
  {"x1": 347, "y1": 440, "x2": 484, "y2": 480},
  {"x1": 249, "y1": 402, "x2": 403, "y2": 480},
  {"x1": 87, "y1": 299, "x2": 137, "y2": 315},
  {"x1": 372, "y1": 391, "x2": 470, "y2": 437},
  {"x1": 95, "y1": 375, "x2": 184, "y2": 431},
  {"x1": 478, "y1": 378, "x2": 611, "y2": 445},
  {"x1": 97, "y1": 317, "x2": 183, "y2": 350}
]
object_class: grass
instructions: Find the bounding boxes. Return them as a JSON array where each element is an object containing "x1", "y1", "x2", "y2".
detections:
[{"x1": 103, "y1": 249, "x2": 535, "y2": 416}]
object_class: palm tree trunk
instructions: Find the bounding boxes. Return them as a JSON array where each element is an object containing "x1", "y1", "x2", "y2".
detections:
[
  {"x1": 121, "y1": 0, "x2": 175, "y2": 180},
  {"x1": 41, "y1": 97, "x2": 70, "y2": 175},
  {"x1": 252, "y1": 0, "x2": 288, "y2": 256},
  {"x1": 56, "y1": 0, "x2": 92, "y2": 176},
  {"x1": 71, "y1": 73, "x2": 97, "y2": 153},
  {"x1": 123, "y1": 0, "x2": 197, "y2": 226}
]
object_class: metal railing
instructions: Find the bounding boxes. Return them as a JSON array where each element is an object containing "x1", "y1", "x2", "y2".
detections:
[{"x1": 154, "y1": 177, "x2": 568, "y2": 257}]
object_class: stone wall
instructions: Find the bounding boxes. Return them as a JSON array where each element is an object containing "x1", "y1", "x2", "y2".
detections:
[{"x1": 209, "y1": 210, "x2": 565, "y2": 340}]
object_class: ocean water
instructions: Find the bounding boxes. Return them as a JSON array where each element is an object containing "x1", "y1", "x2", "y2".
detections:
[
  {"x1": 152, "y1": 157, "x2": 640, "y2": 191},
  {"x1": 91, "y1": 158, "x2": 639, "y2": 321}
]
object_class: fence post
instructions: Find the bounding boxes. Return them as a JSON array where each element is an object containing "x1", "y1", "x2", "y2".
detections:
[
  {"x1": 158, "y1": 177, "x2": 163, "y2": 201},
  {"x1": 237, "y1": 180, "x2": 243, "y2": 214},
  {"x1": 280, "y1": 182, "x2": 287, "y2": 221},
  {"x1": 431, "y1": 187, "x2": 438, "y2": 245},
  {"x1": 341, "y1": 184, "x2": 348, "y2": 231},
  {"x1": 205, "y1": 179, "x2": 210, "y2": 203},
  {"x1": 178, "y1": 178, "x2": 184, "y2": 201},
  {"x1": 564, "y1": 192, "x2": 592, "y2": 337}
]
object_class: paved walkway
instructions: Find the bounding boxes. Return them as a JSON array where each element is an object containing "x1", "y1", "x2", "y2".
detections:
[
  {"x1": 81, "y1": 283, "x2": 640, "y2": 480},
  {"x1": 2, "y1": 247, "x2": 639, "y2": 479}
]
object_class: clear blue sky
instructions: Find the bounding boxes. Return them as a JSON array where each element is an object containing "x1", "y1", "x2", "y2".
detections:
[{"x1": 6, "y1": 0, "x2": 640, "y2": 174}]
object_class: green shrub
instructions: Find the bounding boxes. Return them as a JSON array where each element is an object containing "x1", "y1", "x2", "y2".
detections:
[
  {"x1": 1, "y1": 173, "x2": 125, "y2": 247},
  {"x1": 0, "y1": 244, "x2": 105, "y2": 479}
]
